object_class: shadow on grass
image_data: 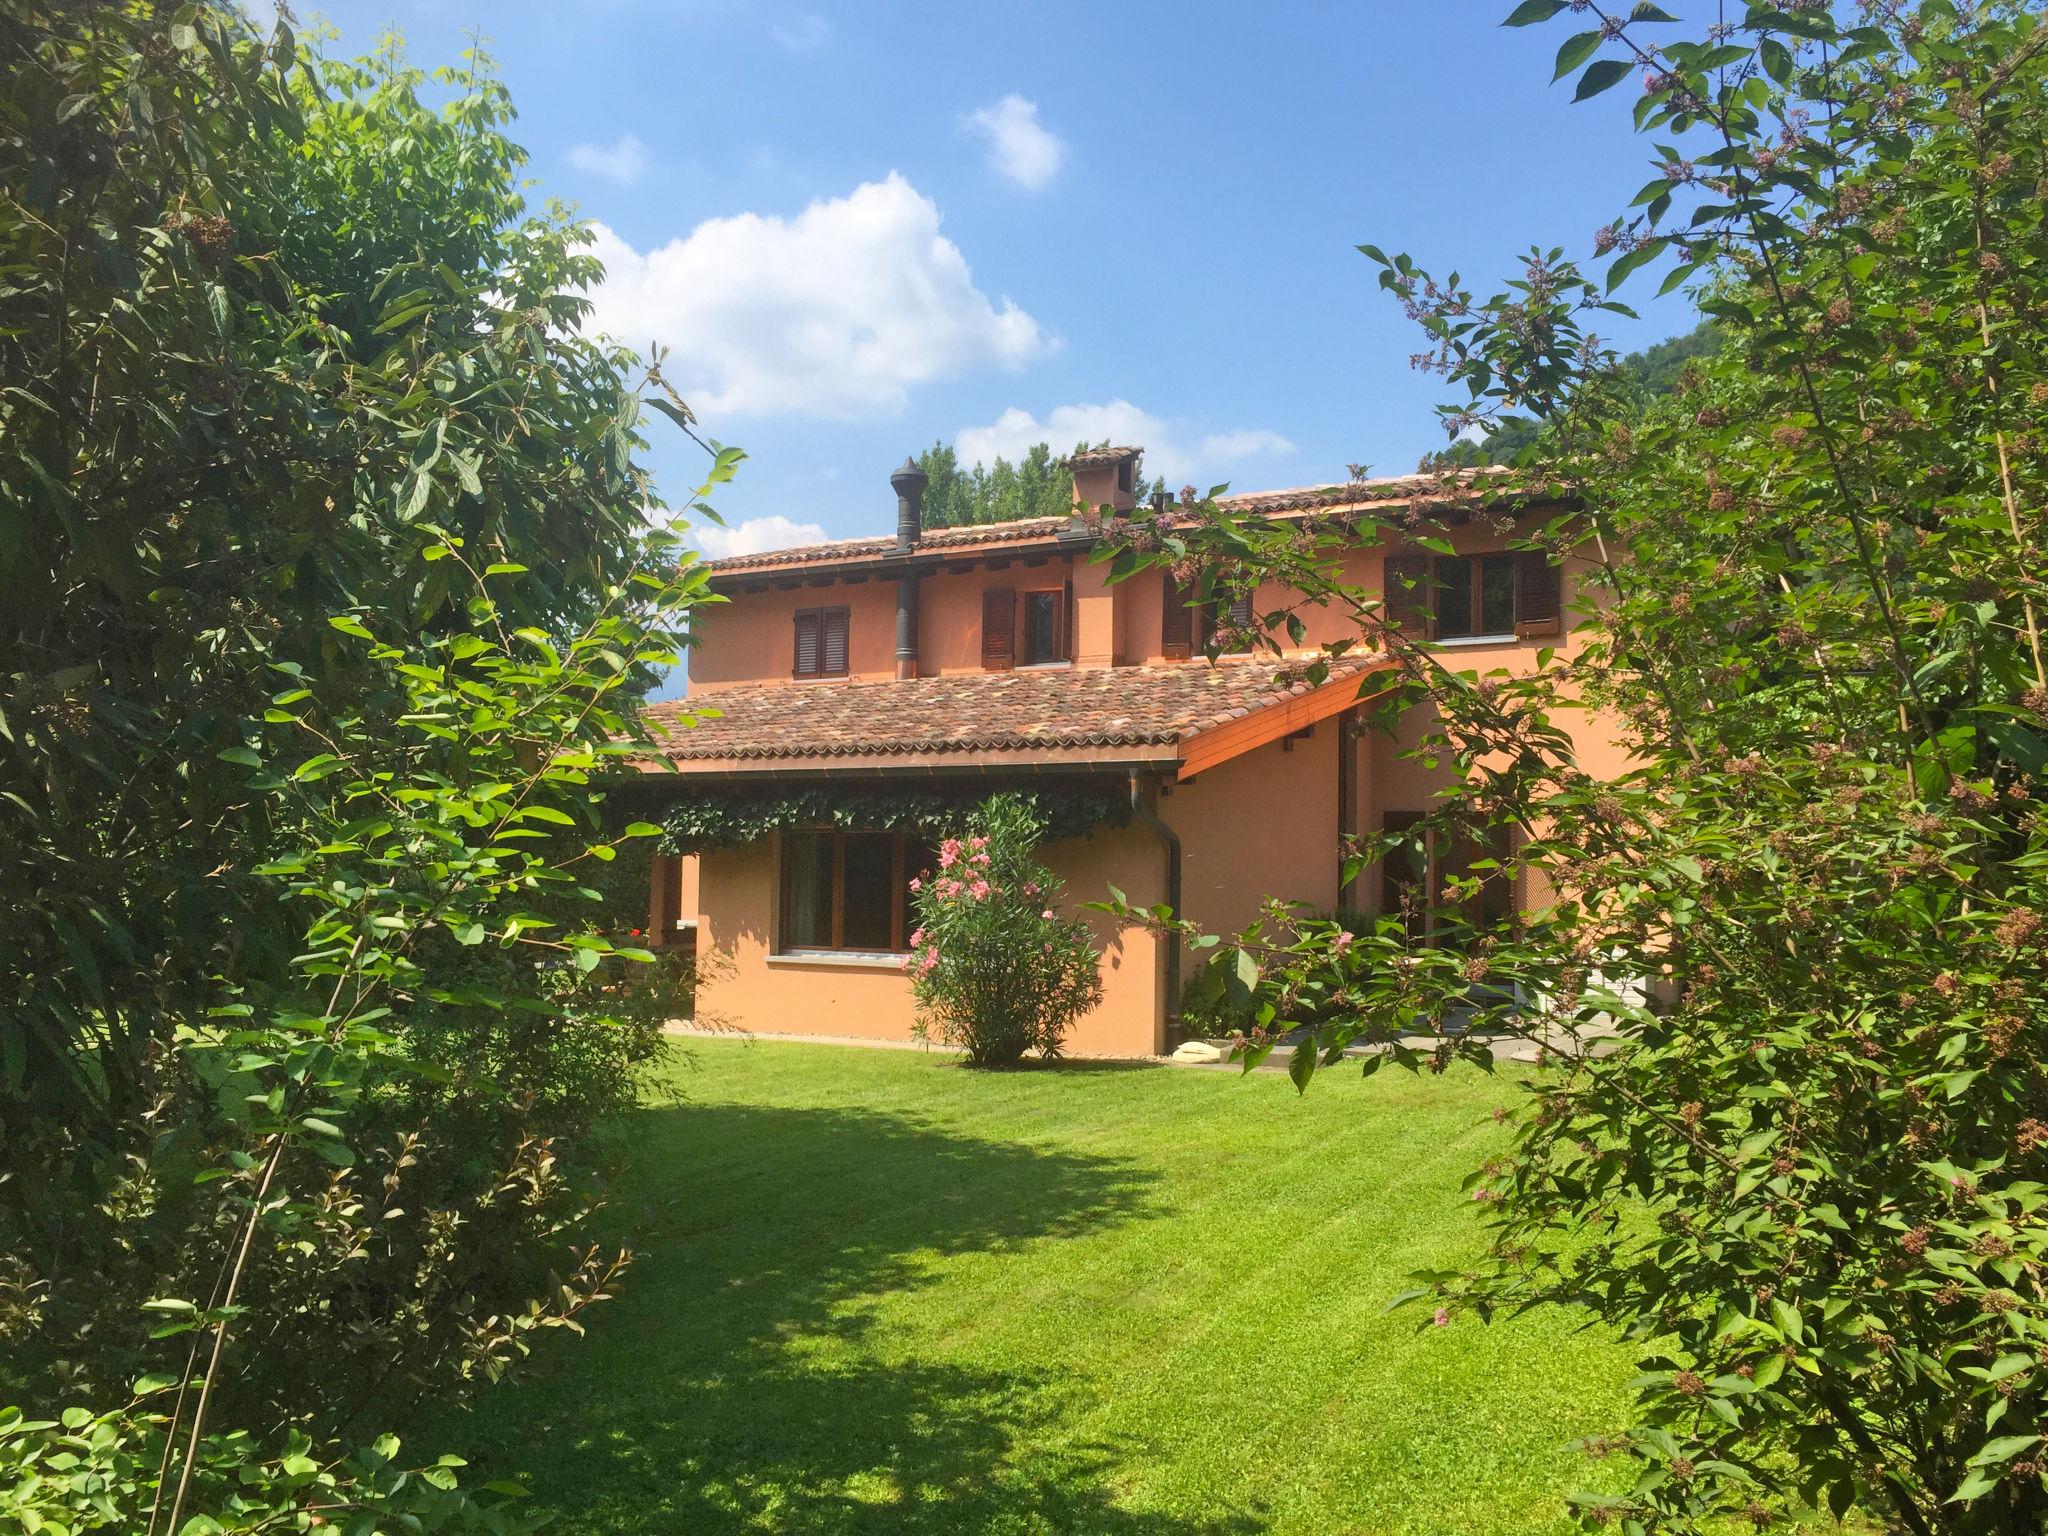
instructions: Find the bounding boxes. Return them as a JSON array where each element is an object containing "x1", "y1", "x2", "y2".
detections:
[{"x1": 448, "y1": 1100, "x2": 1262, "y2": 1535}]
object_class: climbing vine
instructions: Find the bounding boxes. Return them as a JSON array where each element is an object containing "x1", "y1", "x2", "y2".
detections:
[{"x1": 651, "y1": 780, "x2": 1130, "y2": 855}]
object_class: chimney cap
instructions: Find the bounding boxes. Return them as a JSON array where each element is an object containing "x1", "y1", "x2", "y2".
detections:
[
  {"x1": 889, "y1": 456, "x2": 929, "y2": 491},
  {"x1": 1064, "y1": 444, "x2": 1143, "y2": 470}
]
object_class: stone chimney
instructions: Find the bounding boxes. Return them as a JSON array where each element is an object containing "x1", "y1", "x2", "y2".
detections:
[
  {"x1": 1066, "y1": 445, "x2": 1142, "y2": 516},
  {"x1": 890, "y1": 457, "x2": 928, "y2": 679}
]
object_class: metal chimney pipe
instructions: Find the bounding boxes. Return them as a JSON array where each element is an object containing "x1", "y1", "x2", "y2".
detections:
[
  {"x1": 891, "y1": 456, "x2": 927, "y2": 551},
  {"x1": 890, "y1": 457, "x2": 928, "y2": 679}
]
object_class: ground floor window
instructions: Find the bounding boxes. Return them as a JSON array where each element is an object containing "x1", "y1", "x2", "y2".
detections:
[
  {"x1": 1378, "y1": 812, "x2": 1515, "y2": 941},
  {"x1": 778, "y1": 830, "x2": 929, "y2": 953}
]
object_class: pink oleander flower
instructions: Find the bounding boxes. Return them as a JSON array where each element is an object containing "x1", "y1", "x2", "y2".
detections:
[
  {"x1": 969, "y1": 835, "x2": 988, "y2": 849},
  {"x1": 938, "y1": 838, "x2": 962, "y2": 868},
  {"x1": 1433, "y1": 1307, "x2": 1451, "y2": 1328},
  {"x1": 1023, "y1": 882, "x2": 1040, "y2": 897},
  {"x1": 909, "y1": 927, "x2": 925, "y2": 947},
  {"x1": 969, "y1": 880, "x2": 991, "y2": 900},
  {"x1": 908, "y1": 877, "x2": 922, "y2": 892},
  {"x1": 1042, "y1": 910, "x2": 1055, "y2": 921},
  {"x1": 1332, "y1": 930, "x2": 1354, "y2": 951}
]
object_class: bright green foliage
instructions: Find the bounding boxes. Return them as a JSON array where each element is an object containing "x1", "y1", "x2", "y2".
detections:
[
  {"x1": 906, "y1": 796, "x2": 1103, "y2": 1066},
  {"x1": 0, "y1": 1406, "x2": 532, "y2": 1535},
  {"x1": 916, "y1": 439, "x2": 1165, "y2": 527},
  {"x1": 0, "y1": 457, "x2": 733, "y2": 1531},
  {"x1": 1423, "y1": 321, "x2": 1721, "y2": 468},
  {"x1": 0, "y1": 4, "x2": 730, "y2": 1529},
  {"x1": 446, "y1": 1039, "x2": 1639, "y2": 1536},
  {"x1": 0, "y1": 3, "x2": 657, "y2": 1152},
  {"x1": 1102, "y1": 4, "x2": 2048, "y2": 1530},
  {"x1": 653, "y1": 779, "x2": 1131, "y2": 855}
]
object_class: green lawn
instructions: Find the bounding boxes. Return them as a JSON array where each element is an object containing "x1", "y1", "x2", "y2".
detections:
[{"x1": 440, "y1": 1039, "x2": 1637, "y2": 1535}]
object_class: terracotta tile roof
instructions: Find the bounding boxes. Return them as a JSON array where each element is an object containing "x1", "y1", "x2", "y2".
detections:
[
  {"x1": 640, "y1": 655, "x2": 1385, "y2": 768},
  {"x1": 1065, "y1": 445, "x2": 1143, "y2": 467},
  {"x1": 697, "y1": 468, "x2": 1521, "y2": 578},
  {"x1": 1213, "y1": 467, "x2": 1511, "y2": 516},
  {"x1": 702, "y1": 515, "x2": 1071, "y2": 575}
]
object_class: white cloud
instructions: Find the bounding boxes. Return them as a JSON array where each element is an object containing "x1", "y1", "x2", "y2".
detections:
[
  {"x1": 1197, "y1": 428, "x2": 1296, "y2": 461},
  {"x1": 954, "y1": 400, "x2": 1294, "y2": 484},
  {"x1": 963, "y1": 95, "x2": 1064, "y2": 190},
  {"x1": 583, "y1": 174, "x2": 1051, "y2": 419},
  {"x1": 689, "y1": 514, "x2": 830, "y2": 560},
  {"x1": 566, "y1": 133, "x2": 650, "y2": 185},
  {"x1": 771, "y1": 10, "x2": 831, "y2": 50}
]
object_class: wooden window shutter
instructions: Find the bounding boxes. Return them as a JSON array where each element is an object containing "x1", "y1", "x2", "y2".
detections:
[
  {"x1": 1382, "y1": 552, "x2": 1432, "y2": 638},
  {"x1": 1161, "y1": 571, "x2": 1192, "y2": 660},
  {"x1": 1514, "y1": 550, "x2": 1562, "y2": 638},
  {"x1": 1062, "y1": 578, "x2": 1076, "y2": 662},
  {"x1": 821, "y1": 607, "x2": 849, "y2": 674},
  {"x1": 793, "y1": 609, "x2": 822, "y2": 676},
  {"x1": 982, "y1": 587, "x2": 1016, "y2": 670}
]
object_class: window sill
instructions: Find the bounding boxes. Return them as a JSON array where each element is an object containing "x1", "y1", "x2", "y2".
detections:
[
  {"x1": 1014, "y1": 660, "x2": 1073, "y2": 671},
  {"x1": 766, "y1": 950, "x2": 908, "y2": 970},
  {"x1": 1433, "y1": 634, "x2": 1517, "y2": 648}
]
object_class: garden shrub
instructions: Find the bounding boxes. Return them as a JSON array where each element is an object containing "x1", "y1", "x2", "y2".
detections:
[
  {"x1": 1100, "y1": 4, "x2": 2048, "y2": 1529},
  {"x1": 906, "y1": 796, "x2": 1103, "y2": 1066}
]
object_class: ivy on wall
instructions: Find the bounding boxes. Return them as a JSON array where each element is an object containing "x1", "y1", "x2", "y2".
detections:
[{"x1": 648, "y1": 780, "x2": 1132, "y2": 856}]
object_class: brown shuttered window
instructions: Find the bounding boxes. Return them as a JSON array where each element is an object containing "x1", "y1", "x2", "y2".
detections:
[
  {"x1": 981, "y1": 586, "x2": 1016, "y2": 670},
  {"x1": 1381, "y1": 553, "x2": 1432, "y2": 637},
  {"x1": 1515, "y1": 550, "x2": 1563, "y2": 638},
  {"x1": 1063, "y1": 578, "x2": 1076, "y2": 662},
  {"x1": 1160, "y1": 571, "x2": 1193, "y2": 660},
  {"x1": 793, "y1": 606, "x2": 849, "y2": 677}
]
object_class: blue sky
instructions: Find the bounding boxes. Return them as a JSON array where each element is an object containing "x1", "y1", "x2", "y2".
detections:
[{"x1": 300, "y1": 0, "x2": 1700, "y2": 554}]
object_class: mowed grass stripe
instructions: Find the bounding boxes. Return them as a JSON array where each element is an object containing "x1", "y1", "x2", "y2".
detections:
[{"x1": 442, "y1": 1039, "x2": 1635, "y2": 1534}]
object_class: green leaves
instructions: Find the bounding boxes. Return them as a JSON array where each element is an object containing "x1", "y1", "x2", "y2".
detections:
[
  {"x1": 1573, "y1": 58, "x2": 1633, "y2": 100},
  {"x1": 1502, "y1": 0, "x2": 1565, "y2": 24},
  {"x1": 1552, "y1": 31, "x2": 1603, "y2": 81}
]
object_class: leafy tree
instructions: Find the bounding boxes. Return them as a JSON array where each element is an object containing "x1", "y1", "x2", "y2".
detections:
[
  {"x1": 916, "y1": 440, "x2": 1157, "y2": 525},
  {"x1": 1421, "y1": 320, "x2": 1720, "y2": 468},
  {"x1": 1105, "y1": 3, "x2": 2048, "y2": 1529},
  {"x1": 0, "y1": 9, "x2": 650, "y2": 1154},
  {"x1": 0, "y1": 4, "x2": 725, "y2": 1523}
]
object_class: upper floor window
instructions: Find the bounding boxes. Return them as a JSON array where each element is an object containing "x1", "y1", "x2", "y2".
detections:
[
  {"x1": 1021, "y1": 588, "x2": 1065, "y2": 665},
  {"x1": 1382, "y1": 550, "x2": 1561, "y2": 642},
  {"x1": 983, "y1": 583, "x2": 1072, "y2": 670},
  {"x1": 793, "y1": 606, "x2": 849, "y2": 678},
  {"x1": 1161, "y1": 571, "x2": 1254, "y2": 660}
]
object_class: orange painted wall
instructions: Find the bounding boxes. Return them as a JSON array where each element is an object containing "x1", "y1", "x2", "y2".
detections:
[
  {"x1": 1165, "y1": 728, "x2": 1340, "y2": 936},
  {"x1": 688, "y1": 577, "x2": 900, "y2": 692},
  {"x1": 692, "y1": 823, "x2": 1171, "y2": 1056},
  {"x1": 673, "y1": 511, "x2": 1640, "y2": 1049},
  {"x1": 689, "y1": 555, "x2": 1095, "y2": 691}
]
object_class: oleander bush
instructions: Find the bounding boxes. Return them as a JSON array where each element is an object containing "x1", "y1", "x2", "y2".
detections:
[{"x1": 906, "y1": 796, "x2": 1104, "y2": 1066}]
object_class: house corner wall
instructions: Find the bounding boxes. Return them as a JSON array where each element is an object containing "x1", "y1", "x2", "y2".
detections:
[{"x1": 690, "y1": 823, "x2": 1171, "y2": 1057}]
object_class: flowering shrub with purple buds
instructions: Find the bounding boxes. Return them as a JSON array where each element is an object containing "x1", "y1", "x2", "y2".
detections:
[
  {"x1": 1098, "y1": 4, "x2": 2048, "y2": 1530},
  {"x1": 904, "y1": 795, "x2": 1102, "y2": 1066}
]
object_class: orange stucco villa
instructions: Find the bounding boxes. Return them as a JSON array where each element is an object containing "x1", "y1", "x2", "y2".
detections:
[{"x1": 632, "y1": 447, "x2": 1623, "y2": 1057}]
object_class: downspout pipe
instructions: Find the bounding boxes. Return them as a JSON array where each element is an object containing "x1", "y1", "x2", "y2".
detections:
[{"x1": 1127, "y1": 769, "x2": 1183, "y2": 1039}]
